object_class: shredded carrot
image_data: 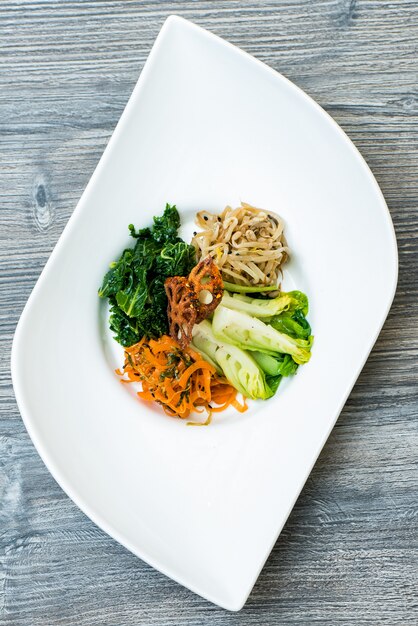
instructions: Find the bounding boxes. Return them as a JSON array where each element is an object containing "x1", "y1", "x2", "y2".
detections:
[{"x1": 118, "y1": 335, "x2": 247, "y2": 422}]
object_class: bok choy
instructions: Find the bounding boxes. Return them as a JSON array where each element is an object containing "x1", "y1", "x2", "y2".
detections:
[
  {"x1": 192, "y1": 320, "x2": 273, "y2": 400},
  {"x1": 212, "y1": 305, "x2": 312, "y2": 365}
]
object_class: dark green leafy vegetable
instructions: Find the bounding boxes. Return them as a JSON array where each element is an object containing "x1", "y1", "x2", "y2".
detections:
[
  {"x1": 270, "y1": 308, "x2": 311, "y2": 340},
  {"x1": 252, "y1": 351, "x2": 299, "y2": 377},
  {"x1": 99, "y1": 204, "x2": 195, "y2": 346},
  {"x1": 150, "y1": 204, "x2": 181, "y2": 243},
  {"x1": 98, "y1": 249, "x2": 134, "y2": 299},
  {"x1": 108, "y1": 300, "x2": 140, "y2": 347},
  {"x1": 276, "y1": 353, "x2": 299, "y2": 376},
  {"x1": 252, "y1": 351, "x2": 298, "y2": 395},
  {"x1": 266, "y1": 375, "x2": 282, "y2": 395},
  {"x1": 264, "y1": 353, "x2": 300, "y2": 395},
  {"x1": 127, "y1": 203, "x2": 180, "y2": 242}
]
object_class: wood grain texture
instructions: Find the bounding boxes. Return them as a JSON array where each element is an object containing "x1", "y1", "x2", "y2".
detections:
[{"x1": 1, "y1": 1, "x2": 417, "y2": 624}]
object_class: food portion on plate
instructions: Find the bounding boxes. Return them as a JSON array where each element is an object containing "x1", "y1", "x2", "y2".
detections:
[
  {"x1": 119, "y1": 335, "x2": 247, "y2": 424},
  {"x1": 99, "y1": 203, "x2": 313, "y2": 423},
  {"x1": 192, "y1": 202, "x2": 288, "y2": 293},
  {"x1": 98, "y1": 204, "x2": 196, "y2": 346}
]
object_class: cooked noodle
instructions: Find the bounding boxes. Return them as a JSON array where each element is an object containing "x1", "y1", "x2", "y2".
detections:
[{"x1": 191, "y1": 202, "x2": 289, "y2": 291}]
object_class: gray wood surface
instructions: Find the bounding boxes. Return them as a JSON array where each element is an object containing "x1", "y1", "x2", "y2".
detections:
[{"x1": 1, "y1": 1, "x2": 417, "y2": 624}]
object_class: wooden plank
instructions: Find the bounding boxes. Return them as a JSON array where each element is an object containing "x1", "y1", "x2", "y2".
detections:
[{"x1": 1, "y1": 1, "x2": 417, "y2": 624}]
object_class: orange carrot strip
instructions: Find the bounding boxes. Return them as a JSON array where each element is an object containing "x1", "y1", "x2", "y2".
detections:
[
  {"x1": 117, "y1": 335, "x2": 247, "y2": 421},
  {"x1": 231, "y1": 396, "x2": 248, "y2": 413},
  {"x1": 177, "y1": 361, "x2": 215, "y2": 388}
]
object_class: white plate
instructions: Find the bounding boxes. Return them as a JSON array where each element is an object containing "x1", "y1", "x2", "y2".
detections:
[{"x1": 11, "y1": 16, "x2": 398, "y2": 611}]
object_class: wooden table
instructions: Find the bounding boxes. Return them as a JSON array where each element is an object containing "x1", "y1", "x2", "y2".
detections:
[{"x1": 1, "y1": 2, "x2": 417, "y2": 624}]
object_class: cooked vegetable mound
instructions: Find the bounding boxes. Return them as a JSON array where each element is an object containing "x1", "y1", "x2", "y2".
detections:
[{"x1": 99, "y1": 204, "x2": 196, "y2": 346}]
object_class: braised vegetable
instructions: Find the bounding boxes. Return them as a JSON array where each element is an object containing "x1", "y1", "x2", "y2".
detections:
[
  {"x1": 120, "y1": 335, "x2": 247, "y2": 420},
  {"x1": 192, "y1": 320, "x2": 274, "y2": 400},
  {"x1": 269, "y1": 309, "x2": 311, "y2": 340},
  {"x1": 99, "y1": 204, "x2": 196, "y2": 346},
  {"x1": 222, "y1": 291, "x2": 293, "y2": 318},
  {"x1": 212, "y1": 305, "x2": 313, "y2": 365},
  {"x1": 165, "y1": 257, "x2": 224, "y2": 348}
]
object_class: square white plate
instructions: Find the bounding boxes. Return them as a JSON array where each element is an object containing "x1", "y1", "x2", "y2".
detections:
[{"x1": 12, "y1": 16, "x2": 397, "y2": 611}]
